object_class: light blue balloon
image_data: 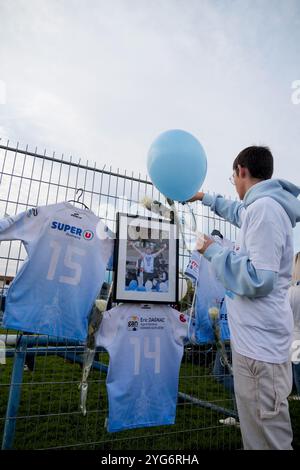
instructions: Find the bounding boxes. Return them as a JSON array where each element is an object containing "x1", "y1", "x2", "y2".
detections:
[{"x1": 147, "y1": 129, "x2": 207, "y2": 201}]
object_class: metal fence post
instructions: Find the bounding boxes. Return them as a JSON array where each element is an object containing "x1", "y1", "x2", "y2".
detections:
[{"x1": 1, "y1": 336, "x2": 27, "y2": 450}]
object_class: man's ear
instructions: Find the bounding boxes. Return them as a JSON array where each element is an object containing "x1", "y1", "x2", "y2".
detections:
[{"x1": 238, "y1": 165, "x2": 247, "y2": 179}]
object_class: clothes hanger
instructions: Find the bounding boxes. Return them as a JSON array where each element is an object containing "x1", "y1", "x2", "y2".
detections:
[
  {"x1": 67, "y1": 188, "x2": 90, "y2": 210},
  {"x1": 68, "y1": 189, "x2": 117, "y2": 239}
]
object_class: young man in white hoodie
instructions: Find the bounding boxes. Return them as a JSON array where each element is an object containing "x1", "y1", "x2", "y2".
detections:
[{"x1": 189, "y1": 146, "x2": 300, "y2": 450}]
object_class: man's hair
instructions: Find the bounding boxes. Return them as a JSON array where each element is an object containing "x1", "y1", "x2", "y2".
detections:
[{"x1": 233, "y1": 146, "x2": 274, "y2": 180}]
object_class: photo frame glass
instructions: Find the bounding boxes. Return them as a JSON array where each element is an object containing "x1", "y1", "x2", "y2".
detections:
[{"x1": 114, "y1": 213, "x2": 178, "y2": 303}]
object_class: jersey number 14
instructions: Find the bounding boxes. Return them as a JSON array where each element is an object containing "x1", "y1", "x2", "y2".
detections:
[{"x1": 129, "y1": 336, "x2": 161, "y2": 375}]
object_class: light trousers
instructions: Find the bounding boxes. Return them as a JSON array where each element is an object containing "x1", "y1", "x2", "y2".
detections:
[{"x1": 232, "y1": 348, "x2": 293, "y2": 450}]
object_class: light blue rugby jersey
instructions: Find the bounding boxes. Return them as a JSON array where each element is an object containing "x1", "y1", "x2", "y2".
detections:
[
  {"x1": 185, "y1": 241, "x2": 231, "y2": 343},
  {"x1": 96, "y1": 303, "x2": 188, "y2": 433},
  {"x1": 0, "y1": 202, "x2": 114, "y2": 341}
]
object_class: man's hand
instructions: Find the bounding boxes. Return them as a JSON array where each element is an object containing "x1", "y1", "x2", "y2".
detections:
[
  {"x1": 187, "y1": 191, "x2": 205, "y2": 203},
  {"x1": 196, "y1": 233, "x2": 214, "y2": 254}
]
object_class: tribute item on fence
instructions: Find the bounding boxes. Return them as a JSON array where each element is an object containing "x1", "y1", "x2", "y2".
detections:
[{"x1": 113, "y1": 213, "x2": 178, "y2": 304}]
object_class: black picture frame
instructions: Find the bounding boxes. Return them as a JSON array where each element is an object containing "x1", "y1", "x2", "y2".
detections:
[{"x1": 113, "y1": 212, "x2": 179, "y2": 304}]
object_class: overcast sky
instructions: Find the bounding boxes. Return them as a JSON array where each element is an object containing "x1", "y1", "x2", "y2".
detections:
[{"x1": 0, "y1": 0, "x2": 300, "y2": 197}]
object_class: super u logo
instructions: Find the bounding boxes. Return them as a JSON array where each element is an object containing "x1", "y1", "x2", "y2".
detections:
[
  {"x1": 51, "y1": 221, "x2": 94, "y2": 241},
  {"x1": 83, "y1": 230, "x2": 94, "y2": 240}
]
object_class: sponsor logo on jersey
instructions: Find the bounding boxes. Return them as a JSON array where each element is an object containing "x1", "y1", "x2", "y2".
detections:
[
  {"x1": 179, "y1": 314, "x2": 187, "y2": 323},
  {"x1": 70, "y1": 212, "x2": 83, "y2": 219},
  {"x1": 27, "y1": 208, "x2": 38, "y2": 217},
  {"x1": 50, "y1": 221, "x2": 94, "y2": 240},
  {"x1": 127, "y1": 315, "x2": 139, "y2": 331},
  {"x1": 220, "y1": 311, "x2": 228, "y2": 321},
  {"x1": 83, "y1": 230, "x2": 94, "y2": 240},
  {"x1": 188, "y1": 260, "x2": 198, "y2": 271},
  {"x1": 185, "y1": 258, "x2": 199, "y2": 281},
  {"x1": 139, "y1": 316, "x2": 166, "y2": 330},
  {"x1": 140, "y1": 317, "x2": 165, "y2": 323}
]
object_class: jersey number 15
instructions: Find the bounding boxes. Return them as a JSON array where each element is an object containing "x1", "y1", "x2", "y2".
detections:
[{"x1": 47, "y1": 241, "x2": 86, "y2": 286}]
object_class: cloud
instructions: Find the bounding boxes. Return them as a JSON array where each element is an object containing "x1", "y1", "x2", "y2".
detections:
[{"x1": 0, "y1": 0, "x2": 299, "y2": 197}]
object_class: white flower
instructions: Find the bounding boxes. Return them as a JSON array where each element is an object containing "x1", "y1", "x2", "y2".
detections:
[
  {"x1": 208, "y1": 307, "x2": 219, "y2": 321},
  {"x1": 95, "y1": 299, "x2": 107, "y2": 313},
  {"x1": 141, "y1": 196, "x2": 153, "y2": 210}
]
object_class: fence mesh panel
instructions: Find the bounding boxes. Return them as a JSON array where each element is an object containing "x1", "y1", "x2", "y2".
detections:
[{"x1": 0, "y1": 140, "x2": 241, "y2": 450}]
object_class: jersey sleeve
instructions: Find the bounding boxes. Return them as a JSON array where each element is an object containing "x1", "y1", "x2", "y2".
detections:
[
  {"x1": 0, "y1": 207, "x2": 46, "y2": 248},
  {"x1": 95, "y1": 307, "x2": 120, "y2": 349}
]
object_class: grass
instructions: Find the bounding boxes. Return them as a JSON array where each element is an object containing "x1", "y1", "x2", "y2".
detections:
[{"x1": 0, "y1": 346, "x2": 299, "y2": 450}]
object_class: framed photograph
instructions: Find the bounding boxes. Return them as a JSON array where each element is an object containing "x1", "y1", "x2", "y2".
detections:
[{"x1": 113, "y1": 213, "x2": 178, "y2": 304}]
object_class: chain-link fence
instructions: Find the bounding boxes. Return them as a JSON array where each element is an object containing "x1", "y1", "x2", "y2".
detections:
[{"x1": 0, "y1": 140, "x2": 242, "y2": 450}]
